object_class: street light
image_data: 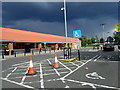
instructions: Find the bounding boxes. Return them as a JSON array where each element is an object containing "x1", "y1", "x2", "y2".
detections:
[
  {"x1": 100, "y1": 24, "x2": 106, "y2": 40},
  {"x1": 61, "y1": 0, "x2": 68, "y2": 47}
]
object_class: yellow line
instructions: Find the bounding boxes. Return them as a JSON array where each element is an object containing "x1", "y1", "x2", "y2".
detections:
[{"x1": 59, "y1": 58, "x2": 77, "y2": 61}]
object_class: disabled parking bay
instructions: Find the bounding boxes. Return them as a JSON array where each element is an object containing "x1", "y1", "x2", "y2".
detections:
[{"x1": 65, "y1": 61, "x2": 119, "y2": 89}]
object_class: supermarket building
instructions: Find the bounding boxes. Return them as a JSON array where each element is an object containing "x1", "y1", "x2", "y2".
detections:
[{"x1": 0, "y1": 27, "x2": 81, "y2": 55}]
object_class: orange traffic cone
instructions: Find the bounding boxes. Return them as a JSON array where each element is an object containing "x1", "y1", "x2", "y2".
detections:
[
  {"x1": 53, "y1": 54, "x2": 59, "y2": 68},
  {"x1": 26, "y1": 57, "x2": 36, "y2": 75}
]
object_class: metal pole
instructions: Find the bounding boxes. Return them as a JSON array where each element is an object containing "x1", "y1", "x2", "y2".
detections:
[
  {"x1": 78, "y1": 49, "x2": 80, "y2": 61},
  {"x1": 14, "y1": 52, "x2": 16, "y2": 57},
  {"x1": 63, "y1": 0, "x2": 68, "y2": 48},
  {"x1": 2, "y1": 53, "x2": 4, "y2": 59},
  {"x1": 102, "y1": 24, "x2": 104, "y2": 39}
]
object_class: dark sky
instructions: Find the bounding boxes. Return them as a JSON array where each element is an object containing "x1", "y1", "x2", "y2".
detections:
[{"x1": 2, "y1": 2, "x2": 118, "y2": 39}]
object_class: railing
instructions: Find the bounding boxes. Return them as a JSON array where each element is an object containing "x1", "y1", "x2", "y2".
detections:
[{"x1": 1, "y1": 47, "x2": 61, "y2": 59}]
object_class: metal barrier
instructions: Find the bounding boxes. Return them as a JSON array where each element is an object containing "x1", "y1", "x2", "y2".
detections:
[
  {"x1": 14, "y1": 49, "x2": 25, "y2": 57},
  {"x1": 63, "y1": 47, "x2": 71, "y2": 59},
  {"x1": 42, "y1": 48, "x2": 51, "y2": 53},
  {"x1": 31, "y1": 48, "x2": 39, "y2": 55}
]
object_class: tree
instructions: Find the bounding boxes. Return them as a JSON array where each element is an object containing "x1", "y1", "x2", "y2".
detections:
[
  {"x1": 95, "y1": 35, "x2": 99, "y2": 43},
  {"x1": 87, "y1": 38, "x2": 92, "y2": 45},
  {"x1": 113, "y1": 32, "x2": 120, "y2": 44},
  {"x1": 91, "y1": 35, "x2": 99, "y2": 43},
  {"x1": 106, "y1": 36, "x2": 113, "y2": 43},
  {"x1": 91, "y1": 37, "x2": 96, "y2": 43},
  {"x1": 100, "y1": 38, "x2": 105, "y2": 43},
  {"x1": 79, "y1": 35, "x2": 87, "y2": 47}
]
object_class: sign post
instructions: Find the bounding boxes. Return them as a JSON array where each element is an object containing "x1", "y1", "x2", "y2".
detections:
[{"x1": 73, "y1": 30, "x2": 82, "y2": 61}]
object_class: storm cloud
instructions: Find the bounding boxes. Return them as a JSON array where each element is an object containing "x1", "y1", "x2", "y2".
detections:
[{"x1": 2, "y1": 2, "x2": 118, "y2": 39}]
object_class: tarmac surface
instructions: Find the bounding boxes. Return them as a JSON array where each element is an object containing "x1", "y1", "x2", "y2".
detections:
[{"x1": 1, "y1": 47, "x2": 120, "y2": 89}]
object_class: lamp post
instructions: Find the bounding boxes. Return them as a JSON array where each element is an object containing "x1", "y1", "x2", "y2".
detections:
[
  {"x1": 61, "y1": 0, "x2": 68, "y2": 48},
  {"x1": 100, "y1": 24, "x2": 106, "y2": 39}
]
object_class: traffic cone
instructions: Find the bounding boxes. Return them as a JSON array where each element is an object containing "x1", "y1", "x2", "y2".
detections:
[
  {"x1": 26, "y1": 57, "x2": 36, "y2": 75},
  {"x1": 53, "y1": 54, "x2": 59, "y2": 68}
]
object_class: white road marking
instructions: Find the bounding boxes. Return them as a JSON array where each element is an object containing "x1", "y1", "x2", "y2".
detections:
[
  {"x1": 54, "y1": 68, "x2": 66, "y2": 83},
  {"x1": 8, "y1": 75, "x2": 38, "y2": 79},
  {"x1": 2, "y1": 67, "x2": 14, "y2": 73},
  {"x1": 43, "y1": 72, "x2": 68, "y2": 76},
  {"x1": 60, "y1": 55, "x2": 98, "y2": 79},
  {"x1": 81, "y1": 82, "x2": 96, "y2": 89},
  {"x1": 53, "y1": 68, "x2": 60, "y2": 76},
  {"x1": 58, "y1": 61, "x2": 72, "y2": 72},
  {"x1": 47, "y1": 59, "x2": 66, "y2": 83},
  {"x1": 40, "y1": 64, "x2": 44, "y2": 88},
  {"x1": 88, "y1": 49, "x2": 98, "y2": 52},
  {"x1": 64, "y1": 79, "x2": 118, "y2": 89},
  {"x1": 69, "y1": 62, "x2": 79, "y2": 67},
  {"x1": 20, "y1": 67, "x2": 29, "y2": 84},
  {"x1": 1, "y1": 78, "x2": 34, "y2": 89},
  {"x1": 6, "y1": 67, "x2": 17, "y2": 78},
  {"x1": 65, "y1": 85, "x2": 70, "y2": 88},
  {"x1": 24, "y1": 78, "x2": 61, "y2": 84},
  {"x1": 94, "y1": 55, "x2": 101, "y2": 61},
  {"x1": 47, "y1": 59, "x2": 52, "y2": 65},
  {"x1": 44, "y1": 67, "x2": 75, "y2": 72},
  {"x1": 42, "y1": 67, "x2": 53, "y2": 69},
  {"x1": 11, "y1": 72, "x2": 25, "y2": 75},
  {"x1": 75, "y1": 60, "x2": 84, "y2": 64},
  {"x1": 12, "y1": 61, "x2": 29, "y2": 66},
  {"x1": 86, "y1": 72, "x2": 105, "y2": 80}
]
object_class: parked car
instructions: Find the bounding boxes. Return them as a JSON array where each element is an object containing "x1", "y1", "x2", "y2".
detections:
[{"x1": 103, "y1": 44, "x2": 114, "y2": 51}]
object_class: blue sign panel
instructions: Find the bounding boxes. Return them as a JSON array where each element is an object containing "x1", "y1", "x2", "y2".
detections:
[
  {"x1": 73, "y1": 30, "x2": 82, "y2": 38},
  {"x1": 76, "y1": 42, "x2": 80, "y2": 46}
]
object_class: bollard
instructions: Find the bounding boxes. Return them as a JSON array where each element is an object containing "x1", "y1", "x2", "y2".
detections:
[
  {"x1": 14, "y1": 52, "x2": 16, "y2": 57},
  {"x1": 78, "y1": 49, "x2": 80, "y2": 61},
  {"x1": 32, "y1": 50, "x2": 34, "y2": 55},
  {"x1": 45, "y1": 48, "x2": 46, "y2": 53},
  {"x1": 2, "y1": 53, "x2": 4, "y2": 59},
  {"x1": 24, "y1": 52, "x2": 26, "y2": 56},
  {"x1": 39, "y1": 49, "x2": 41, "y2": 54},
  {"x1": 49, "y1": 48, "x2": 51, "y2": 53}
]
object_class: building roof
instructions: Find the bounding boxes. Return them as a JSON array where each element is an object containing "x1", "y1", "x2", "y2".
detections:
[{"x1": 0, "y1": 27, "x2": 80, "y2": 43}]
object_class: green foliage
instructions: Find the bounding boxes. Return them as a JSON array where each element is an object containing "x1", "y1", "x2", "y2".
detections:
[
  {"x1": 79, "y1": 35, "x2": 87, "y2": 47},
  {"x1": 91, "y1": 36, "x2": 99, "y2": 43},
  {"x1": 79, "y1": 35, "x2": 99, "y2": 47},
  {"x1": 87, "y1": 38, "x2": 92, "y2": 45},
  {"x1": 100, "y1": 38, "x2": 105, "y2": 43},
  {"x1": 113, "y1": 33, "x2": 120, "y2": 44},
  {"x1": 106, "y1": 36, "x2": 114, "y2": 43}
]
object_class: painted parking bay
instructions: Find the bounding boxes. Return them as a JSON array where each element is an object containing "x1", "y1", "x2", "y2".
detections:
[
  {"x1": 1, "y1": 55, "x2": 119, "y2": 89},
  {"x1": 65, "y1": 60, "x2": 118, "y2": 89}
]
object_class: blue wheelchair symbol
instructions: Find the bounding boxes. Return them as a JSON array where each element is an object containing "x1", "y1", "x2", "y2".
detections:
[{"x1": 73, "y1": 30, "x2": 82, "y2": 38}]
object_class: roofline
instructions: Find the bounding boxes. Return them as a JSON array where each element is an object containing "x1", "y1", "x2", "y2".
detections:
[{"x1": 0, "y1": 40, "x2": 73, "y2": 44}]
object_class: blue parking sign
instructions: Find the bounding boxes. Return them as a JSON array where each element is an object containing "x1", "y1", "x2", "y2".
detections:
[
  {"x1": 73, "y1": 30, "x2": 82, "y2": 38},
  {"x1": 76, "y1": 42, "x2": 80, "y2": 46}
]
